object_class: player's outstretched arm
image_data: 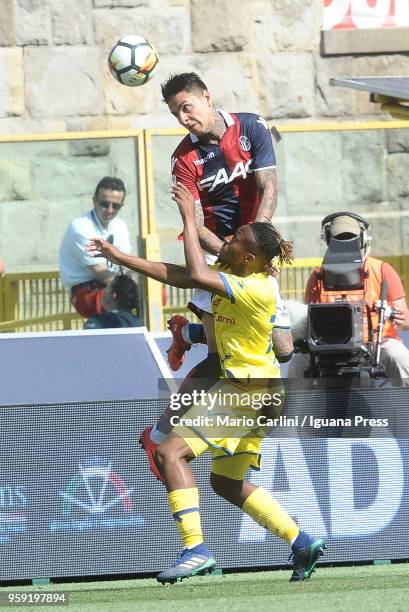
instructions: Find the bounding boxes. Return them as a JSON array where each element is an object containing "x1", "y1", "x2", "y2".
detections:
[
  {"x1": 86, "y1": 239, "x2": 194, "y2": 289},
  {"x1": 172, "y1": 182, "x2": 227, "y2": 298}
]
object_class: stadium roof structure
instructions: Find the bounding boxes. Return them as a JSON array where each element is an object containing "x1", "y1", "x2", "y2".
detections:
[{"x1": 330, "y1": 76, "x2": 409, "y2": 119}]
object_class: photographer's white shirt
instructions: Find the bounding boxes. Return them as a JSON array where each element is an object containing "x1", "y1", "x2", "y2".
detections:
[{"x1": 59, "y1": 210, "x2": 131, "y2": 289}]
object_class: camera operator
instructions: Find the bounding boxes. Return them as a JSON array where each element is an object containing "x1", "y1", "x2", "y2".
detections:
[{"x1": 288, "y1": 213, "x2": 409, "y2": 384}]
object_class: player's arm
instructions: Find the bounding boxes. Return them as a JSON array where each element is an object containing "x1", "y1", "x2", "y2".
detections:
[
  {"x1": 173, "y1": 153, "x2": 224, "y2": 255},
  {"x1": 173, "y1": 182, "x2": 227, "y2": 297},
  {"x1": 249, "y1": 116, "x2": 278, "y2": 222},
  {"x1": 271, "y1": 327, "x2": 294, "y2": 363},
  {"x1": 86, "y1": 240, "x2": 194, "y2": 289},
  {"x1": 196, "y1": 206, "x2": 225, "y2": 255},
  {"x1": 254, "y1": 167, "x2": 278, "y2": 222}
]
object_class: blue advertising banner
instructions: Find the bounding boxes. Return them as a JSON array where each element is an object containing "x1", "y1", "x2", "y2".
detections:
[{"x1": 0, "y1": 390, "x2": 408, "y2": 581}]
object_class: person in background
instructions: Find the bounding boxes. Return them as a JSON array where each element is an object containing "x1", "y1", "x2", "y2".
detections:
[
  {"x1": 84, "y1": 274, "x2": 142, "y2": 329},
  {"x1": 288, "y1": 213, "x2": 409, "y2": 383},
  {"x1": 59, "y1": 176, "x2": 131, "y2": 318}
]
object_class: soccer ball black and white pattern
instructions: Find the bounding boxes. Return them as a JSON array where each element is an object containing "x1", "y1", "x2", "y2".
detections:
[{"x1": 108, "y1": 35, "x2": 159, "y2": 87}]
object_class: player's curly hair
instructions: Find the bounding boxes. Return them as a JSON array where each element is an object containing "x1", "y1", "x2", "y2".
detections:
[
  {"x1": 111, "y1": 275, "x2": 139, "y2": 313},
  {"x1": 161, "y1": 73, "x2": 208, "y2": 104},
  {"x1": 249, "y1": 222, "x2": 294, "y2": 266}
]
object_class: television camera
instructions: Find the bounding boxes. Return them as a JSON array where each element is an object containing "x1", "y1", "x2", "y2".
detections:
[{"x1": 300, "y1": 212, "x2": 396, "y2": 382}]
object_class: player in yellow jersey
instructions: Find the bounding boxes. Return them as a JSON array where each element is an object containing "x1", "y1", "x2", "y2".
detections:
[{"x1": 87, "y1": 182, "x2": 326, "y2": 584}]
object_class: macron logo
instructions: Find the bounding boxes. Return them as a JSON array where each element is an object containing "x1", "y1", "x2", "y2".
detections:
[
  {"x1": 193, "y1": 151, "x2": 215, "y2": 166},
  {"x1": 198, "y1": 159, "x2": 253, "y2": 192}
]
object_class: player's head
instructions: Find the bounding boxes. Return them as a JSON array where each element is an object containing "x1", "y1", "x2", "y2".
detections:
[
  {"x1": 161, "y1": 72, "x2": 214, "y2": 136},
  {"x1": 103, "y1": 274, "x2": 139, "y2": 313},
  {"x1": 93, "y1": 176, "x2": 126, "y2": 228},
  {"x1": 218, "y1": 222, "x2": 294, "y2": 274}
]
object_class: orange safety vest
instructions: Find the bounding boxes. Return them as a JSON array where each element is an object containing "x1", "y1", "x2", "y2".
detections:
[{"x1": 314, "y1": 256, "x2": 399, "y2": 343}]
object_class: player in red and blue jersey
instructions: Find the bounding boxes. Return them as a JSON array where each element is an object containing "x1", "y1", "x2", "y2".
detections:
[
  {"x1": 164, "y1": 73, "x2": 284, "y2": 369},
  {"x1": 172, "y1": 109, "x2": 277, "y2": 241}
]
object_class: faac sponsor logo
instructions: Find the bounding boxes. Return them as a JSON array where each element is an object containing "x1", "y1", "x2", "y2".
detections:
[
  {"x1": 198, "y1": 159, "x2": 253, "y2": 192},
  {"x1": 193, "y1": 151, "x2": 215, "y2": 166}
]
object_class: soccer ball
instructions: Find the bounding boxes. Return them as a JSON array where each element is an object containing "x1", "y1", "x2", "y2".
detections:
[{"x1": 108, "y1": 35, "x2": 159, "y2": 87}]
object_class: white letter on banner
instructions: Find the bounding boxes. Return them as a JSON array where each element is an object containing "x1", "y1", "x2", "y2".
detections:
[
  {"x1": 323, "y1": 0, "x2": 351, "y2": 30},
  {"x1": 351, "y1": 0, "x2": 390, "y2": 29},
  {"x1": 395, "y1": 0, "x2": 409, "y2": 26},
  {"x1": 238, "y1": 439, "x2": 327, "y2": 543},
  {"x1": 328, "y1": 438, "x2": 404, "y2": 538}
]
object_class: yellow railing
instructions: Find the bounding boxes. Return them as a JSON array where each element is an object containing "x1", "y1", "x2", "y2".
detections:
[
  {"x1": 1, "y1": 255, "x2": 408, "y2": 333},
  {"x1": 0, "y1": 272, "x2": 83, "y2": 332},
  {"x1": 1, "y1": 123, "x2": 409, "y2": 333},
  {"x1": 0, "y1": 261, "x2": 321, "y2": 333}
]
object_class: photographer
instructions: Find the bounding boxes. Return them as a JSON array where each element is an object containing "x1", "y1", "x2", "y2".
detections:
[{"x1": 289, "y1": 213, "x2": 409, "y2": 384}]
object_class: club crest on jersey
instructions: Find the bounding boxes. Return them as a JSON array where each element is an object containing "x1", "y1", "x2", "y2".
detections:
[
  {"x1": 239, "y1": 135, "x2": 251, "y2": 152},
  {"x1": 198, "y1": 159, "x2": 253, "y2": 192}
]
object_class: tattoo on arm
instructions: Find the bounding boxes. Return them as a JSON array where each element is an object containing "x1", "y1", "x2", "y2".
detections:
[
  {"x1": 254, "y1": 167, "x2": 277, "y2": 222},
  {"x1": 194, "y1": 200, "x2": 204, "y2": 230},
  {"x1": 271, "y1": 327, "x2": 293, "y2": 356},
  {"x1": 197, "y1": 226, "x2": 224, "y2": 256}
]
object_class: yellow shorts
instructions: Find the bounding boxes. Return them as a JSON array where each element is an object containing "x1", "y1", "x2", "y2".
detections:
[{"x1": 171, "y1": 379, "x2": 283, "y2": 480}]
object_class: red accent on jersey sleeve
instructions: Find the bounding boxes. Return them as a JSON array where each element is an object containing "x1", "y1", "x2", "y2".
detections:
[{"x1": 172, "y1": 137, "x2": 201, "y2": 201}]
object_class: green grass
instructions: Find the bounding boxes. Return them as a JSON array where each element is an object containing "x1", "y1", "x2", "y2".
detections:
[{"x1": 1, "y1": 564, "x2": 408, "y2": 612}]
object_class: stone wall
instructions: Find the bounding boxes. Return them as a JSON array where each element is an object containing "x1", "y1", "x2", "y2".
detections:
[
  {"x1": 0, "y1": 0, "x2": 408, "y2": 272},
  {"x1": 1, "y1": 0, "x2": 408, "y2": 133}
]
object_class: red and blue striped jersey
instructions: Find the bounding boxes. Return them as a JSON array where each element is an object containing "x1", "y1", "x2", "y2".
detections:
[{"x1": 171, "y1": 111, "x2": 276, "y2": 239}]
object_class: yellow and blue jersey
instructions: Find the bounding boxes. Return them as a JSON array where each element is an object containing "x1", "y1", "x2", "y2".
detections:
[{"x1": 213, "y1": 268, "x2": 279, "y2": 380}]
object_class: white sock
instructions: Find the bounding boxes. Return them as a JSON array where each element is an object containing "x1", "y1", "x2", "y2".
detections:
[
  {"x1": 181, "y1": 323, "x2": 192, "y2": 345},
  {"x1": 289, "y1": 530, "x2": 300, "y2": 547},
  {"x1": 150, "y1": 423, "x2": 168, "y2": 444}
]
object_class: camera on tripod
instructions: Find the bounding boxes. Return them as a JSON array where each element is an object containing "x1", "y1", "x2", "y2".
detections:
[{"x1": 304, "y1": 212, "x2": 387, "y2": 380}]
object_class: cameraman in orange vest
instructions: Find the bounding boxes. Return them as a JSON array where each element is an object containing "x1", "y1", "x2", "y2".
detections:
[{"x1": 290, "y1": 213, "x2": 409, "y2": 383}]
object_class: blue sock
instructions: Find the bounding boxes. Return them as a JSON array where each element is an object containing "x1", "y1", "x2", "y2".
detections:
[
  {"x1": 292, "y1": 530, "x2": 314, "y2": 551},
  {"x1": 188, "y1": 323, "x2": 206, "y2": 344}
]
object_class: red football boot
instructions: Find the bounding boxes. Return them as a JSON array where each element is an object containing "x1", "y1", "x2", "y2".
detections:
[
  {"x1": 139, "y1": 425, "x2": 163, "y2": 482},
  {"x1": 166, "y1": 315, "x2": 191, "y2": 371}
]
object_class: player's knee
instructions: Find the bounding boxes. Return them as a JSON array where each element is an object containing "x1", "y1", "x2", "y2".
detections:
[
  {"x1": 210, "y1": 473, "x2": 242, "y2": 503},
  {"x1": 155, "y1": 445, "x2": 177, "y2": 469},
  {"x1": 155, "y1": 439, "x2": 192, "y2": 468}
]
